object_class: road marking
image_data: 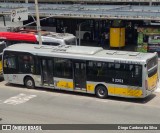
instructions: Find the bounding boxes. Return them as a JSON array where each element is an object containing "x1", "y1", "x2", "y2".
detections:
[{"x1": 3, "y1": 93, "x2": 36, "y2": 105}]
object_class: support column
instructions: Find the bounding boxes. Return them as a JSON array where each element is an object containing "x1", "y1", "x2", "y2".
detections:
[{"x1": 35, "y1": 0, "x2": 42, "y2": 45}]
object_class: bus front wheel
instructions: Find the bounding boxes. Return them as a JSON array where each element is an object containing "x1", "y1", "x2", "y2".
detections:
[
  {"x1": 95, "y1": 85, "x2": 108, "y2": 99},
  {"x1": 25, "y1": 77, "x2": 35, "y2": 89}
]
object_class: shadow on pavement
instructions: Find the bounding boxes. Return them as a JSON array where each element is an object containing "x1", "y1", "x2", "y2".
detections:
[
  {"x1": 107, "y1": 94, "x2": 156, "y2": 104},
  {"x1": 0, "y1": 77, "x2": 4, "y2": 82}
]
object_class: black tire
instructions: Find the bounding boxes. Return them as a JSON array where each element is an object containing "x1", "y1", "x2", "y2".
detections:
[
  {"x1": 25, "y1": 77, "x2": 35, "y2": 89},
  {"x1": 95, "y1": 85, "x2": 108, "y2": 99}
]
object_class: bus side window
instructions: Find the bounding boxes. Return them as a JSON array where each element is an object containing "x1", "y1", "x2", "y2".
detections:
[
  {"x1": 18, "y1": 55, "x2": 34, "y2": 73},
  {"x1": 54, "y1": 58, "x2": 72, "y2": 79},
  {"x1": 97, "y1": 62, "x2": 102, "y2": 76},
  {"x1": 87, "y1": 61, "x2": 99, "y2": 81}
]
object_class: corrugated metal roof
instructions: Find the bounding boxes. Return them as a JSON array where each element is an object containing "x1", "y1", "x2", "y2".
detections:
[
  {"x1": 0, "y1": 3, "x2": 160, "y2": 20},
  {"x1": 0, "y1": 0, "x2": 160, "y2": 3}
]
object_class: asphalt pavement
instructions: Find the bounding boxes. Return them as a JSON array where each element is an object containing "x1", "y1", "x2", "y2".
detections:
[{"x1": 0, "y1": 78, "x2": 160, "y2": 133}]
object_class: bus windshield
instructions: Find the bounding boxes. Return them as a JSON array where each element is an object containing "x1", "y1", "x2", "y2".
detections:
[
  {"x1": 65, "y1": 38, "x2": 77, "y2": 45},
  {"x1": 146, "y1": 56, "x2": 158, "y2": 91},
  {"x1": 147, "y1": 56, "x2": 157, "y2": 77}
]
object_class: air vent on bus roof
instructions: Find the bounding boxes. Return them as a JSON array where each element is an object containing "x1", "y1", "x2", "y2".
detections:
[
  {"x1": 129, "y1": 52, "x2": 140, "y2": 56},
  {"x1": 64, "y1": 45, "x2": 72, "y2": 48},
  {"x1": 34, "y1": 46, "x2": 54, "y2": 49},
  {"x1": 66, "y1": 46, "x2": 103, "y2": 55},
  {"x1": 52, "y1": 48, "x2": 67, "y2": 52},
  {"x1": 106, "y1": 51, "x2": 117, "y2": 55},
  {"x1": 58, "y1": 45, "x2": 65, "y2": 48},
  {"x1": 116, "y1": 51, "x2": 128, "y2": 55},
  {"x1": 34, "y1": 46, "x2": 42, "y2": 49}
]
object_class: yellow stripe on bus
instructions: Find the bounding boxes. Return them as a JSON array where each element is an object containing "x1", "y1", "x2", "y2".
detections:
[
  {"x1": 0, "y1": 60, "x2": 2, "y2": 74},
  {"x1": 87, "y1": 84, "x2": 95, "y2": 92},
  {"x1": 108, "y1": 86, "x2": 143, "y2": 97},
  {"x1": 148, "y1": 73, "x2": 158, "y2": 90},
  {"x1": 108, "y1": 86, "x2": 114, "y2": 94},
  {"x1": 55, "y1": 80, "x2": 143, "y2": 97},
  {"x1": 56, "y1": 80, "x2": 74, "y2": 90}
]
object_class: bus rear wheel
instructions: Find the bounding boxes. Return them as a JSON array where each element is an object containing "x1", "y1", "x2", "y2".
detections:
[
  {"x1": 95, "y1": 85, "x2": 108, "y2": 99},
  {"x1": 25, "y1": 77, "x2": 35, "y2": 89}
]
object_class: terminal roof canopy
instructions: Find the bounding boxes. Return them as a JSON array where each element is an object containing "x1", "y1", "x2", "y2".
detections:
[{"x1": 0, "y1": 2, "x2": 160, "y2": 20}]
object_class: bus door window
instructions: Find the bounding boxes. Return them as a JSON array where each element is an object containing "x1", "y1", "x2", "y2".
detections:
[
  {"x1": 47, "y1": 60, "x2": 54, "y2": 84},
  {"x1": 41, "y1": 60, "x2": 47, "y2": 84},
  {"x1": 73, "y1": 61, "x2": 86, "y2": 90},
  {"x1": 41, "y1": 59, "x2": 54, "y2": 85}
]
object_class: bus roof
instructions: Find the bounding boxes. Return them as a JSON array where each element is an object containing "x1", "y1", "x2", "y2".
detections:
[
  {"x1": 0, "y1": 32, "x2": 37, "y2": 42},
  {"x1": 0, "y1": 31, "x2": 76, "y2": 44},
  {"x1": 4, "y1": 43, "x2": 157, "y2": 63},
  {"x1": 18, "y1": 30, "x2": 75, "y2": 40}
]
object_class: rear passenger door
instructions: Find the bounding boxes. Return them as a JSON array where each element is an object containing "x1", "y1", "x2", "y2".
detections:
[
  {"x1": 73, "y1": 61, "x2": 86, "y2": 91},
  {"x1": 41, "y1": 58, "x2": 54, "y2": 86}
]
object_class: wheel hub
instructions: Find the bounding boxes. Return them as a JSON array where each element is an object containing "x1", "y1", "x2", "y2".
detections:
[{"x1": 27, "y1": 80, "x2": 32, "y2": 86}]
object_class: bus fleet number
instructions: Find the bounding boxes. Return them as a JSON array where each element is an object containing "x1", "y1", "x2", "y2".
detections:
[{"x1": 112, "y1": 78, "x2": 123, "y2": 83}]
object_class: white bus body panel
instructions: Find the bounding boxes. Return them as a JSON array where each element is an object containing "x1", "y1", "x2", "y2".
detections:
[{"x1": 3, "y1": 74, "x2": 42, "y2": 87}]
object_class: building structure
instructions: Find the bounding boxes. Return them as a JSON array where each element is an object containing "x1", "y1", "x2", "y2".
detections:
[
  {"x1": 0, "y1": 2, "x2": 160, "y2": 51},
  {"x1": 0, "y1": 0, "x2": 160, "y2": 5}
]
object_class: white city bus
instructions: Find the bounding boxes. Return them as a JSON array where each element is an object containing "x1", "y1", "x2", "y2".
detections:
[{"x1": 2, "y1": 44, "x2": 158, "y2": 98}]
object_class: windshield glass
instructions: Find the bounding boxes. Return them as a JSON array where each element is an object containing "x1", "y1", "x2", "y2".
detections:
[
  {"x1": 65, "y1": 37, "x2": 77, "y2": 45},
  {"x1": 147, "y1": 57, "x2": 158, "y2": 77}
]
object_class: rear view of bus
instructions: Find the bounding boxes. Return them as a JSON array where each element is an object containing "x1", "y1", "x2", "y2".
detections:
[{"x1": 145, "y1": 54, "x2": 158, "y2": 97}]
